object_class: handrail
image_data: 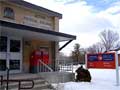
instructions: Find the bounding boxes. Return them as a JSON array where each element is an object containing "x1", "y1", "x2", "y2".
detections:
[
  {"x1": 18, "y1": 80, "x2": 34, "y2": 89},
  {"x1": 0, "y1": 67, "x2": 34, "y2": 90},
  {"x1": 0, "y1": 75, "x2": 3, "y2": 86},
  {"x1": 0, "y1": 78, "x2": 34, "y2": 90},
  {"x1": 6, "y1": 67, "x2": 9, "y2": 90},
  {"x1": 38, "y1": 59, "x2": 53, "y2": 72}
]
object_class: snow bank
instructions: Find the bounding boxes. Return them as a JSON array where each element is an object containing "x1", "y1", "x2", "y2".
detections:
[
  {"x1": 55, "y1": 68, "x2": 120, "y2": 90},
  {"x1": 56, "y1": 81, "x2": 120, "y2": 90}
]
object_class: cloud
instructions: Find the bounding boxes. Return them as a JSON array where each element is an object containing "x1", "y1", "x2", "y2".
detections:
[
  {"x1": 97, "y1": 1, "x2": 120, "y2": 32},
  {"x1": 64, "y1": 0, "x2": 81, "y2": 5},
  {"x1": 54, "y1": 0, "x2": 82, "y2": 5},
  {"x1": 105, "y1": 5, "x2": 120, "y2": 15},
  {"x1": 60, "y1": 1, "x2": 115, "y2": 34},
  {"x1": 59, "y1": 0, "x2": 120, "y2": 55},
  {"x1": 24, "y1": 0, "x2": 120, "y2": 55}
]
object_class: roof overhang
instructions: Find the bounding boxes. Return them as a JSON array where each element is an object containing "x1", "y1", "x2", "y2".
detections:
[
  {"x1": 4, "y1": 0, "x2": 62, "y2": 19},
  {"x1": 0, "y1": 20, "x2": 76, "y2": 42}
]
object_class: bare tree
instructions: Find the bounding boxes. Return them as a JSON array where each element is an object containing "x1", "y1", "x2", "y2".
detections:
[
  {"x1": 99, "y1": 30, "x2": 120, "y2": 51},
  {"x1": 87, "y1": 42, "x2": 104, "y2": 53}
]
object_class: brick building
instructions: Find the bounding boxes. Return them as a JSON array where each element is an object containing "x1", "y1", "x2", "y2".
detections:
[{"x1": 0, "y1": 0, "x2": 76, "y2": 74}]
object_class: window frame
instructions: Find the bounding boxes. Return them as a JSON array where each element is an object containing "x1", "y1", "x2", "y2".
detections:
[
  {"x1": 0, "y1": 36, "x2": 7, "y2": 52},
  {"x1": 3, "y1": 7, "x2": 15, "y2": 19}
]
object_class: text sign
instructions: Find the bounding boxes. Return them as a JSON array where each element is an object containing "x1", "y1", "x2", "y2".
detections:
[{"x1": 87, "y1": 52, "x2": 116, "y2": 69}]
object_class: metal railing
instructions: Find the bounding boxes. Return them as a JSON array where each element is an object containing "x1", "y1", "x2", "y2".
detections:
[
  {"x1": 0, "y1": 79, "x2": 34, "y2": 90},
  {"x1": 0, "y1": 68, "x2": 34, "y2": 90},
  {"x1": 0, "y1": 75, "x2": 3, "y2": 86},
  {"x1": 38, "y1": 59, "x2": 74, "y2": 73},
  {"x1": 38, "y1": 59, "x2": 53, "y2": 72},
  {"x1": 58, "y1": 63, "x2": 73, "y2": 72},
  {"x1": 56, "y1": 60, "x2": 74, "y2": 73}
]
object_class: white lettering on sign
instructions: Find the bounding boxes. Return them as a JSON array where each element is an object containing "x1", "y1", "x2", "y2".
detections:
[{"x1": 23, "y1": 15, "x2": 53, "y2": 30}]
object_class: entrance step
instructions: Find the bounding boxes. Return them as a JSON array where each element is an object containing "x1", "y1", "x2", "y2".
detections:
[{"x1": 0, "y1": 74, "x2": 55, "y2": 90}]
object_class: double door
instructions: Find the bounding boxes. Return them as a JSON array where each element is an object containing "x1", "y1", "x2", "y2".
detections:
[{"x1": 0, "y1": 36, "x2": 22, "y2": 74}]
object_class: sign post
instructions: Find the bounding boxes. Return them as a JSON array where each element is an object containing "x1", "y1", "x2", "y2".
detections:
[
  {"x1": 86, "y1": 52, "x2": 119, "y2": 86},
  {"x1": 115, "y1": 51, "x2": 119, "y2": 86},
  {"x1": 85, "y1": 53, "x2": 88, "y2": 69}
]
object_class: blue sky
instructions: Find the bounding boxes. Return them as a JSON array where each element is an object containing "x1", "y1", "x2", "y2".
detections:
[
  {"x1": 25, "y1": 0, "x2": 120, "y2": 55},
  {"x1": 63, "y1": 0, "x2": 120, "y2": 13},
  {"x1": 85, "y1": 0, "x2": 119, "y2": 11}
]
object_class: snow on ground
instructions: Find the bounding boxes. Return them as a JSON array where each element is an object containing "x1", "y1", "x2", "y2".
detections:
[{"x1": 55, "y1": 65, "x2": 120, "y2": 90}]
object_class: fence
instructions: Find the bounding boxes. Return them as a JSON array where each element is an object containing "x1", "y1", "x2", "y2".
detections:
[
  {"x1": 38, "y1": 59, "x2": 75, "y2": 73},
  {"x1": 56, "y1": 60, "x2": 74, "y2": 73},
  {"x1": 33, "y1": 58, "x2": 84, "y2": 74}
]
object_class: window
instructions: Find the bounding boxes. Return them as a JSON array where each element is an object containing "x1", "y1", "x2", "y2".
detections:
[
  {"x1": 4, "y1": 7, "x2": 15, "y2": 19},
  {"x1": 9, "y1": 60, "x2": 20, "y2": 70},
  {"x1": 0, "y1": 36, "x2": 7, "y2": 52},
  {"x1": 0, "y1": 60, "x2": 6, "y2": 71},
  {"x1": 10, "y1": 40, "x2": 21, "y2": 52}
]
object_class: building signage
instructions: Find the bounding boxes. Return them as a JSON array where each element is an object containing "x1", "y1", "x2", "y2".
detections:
[
  {"x1": 87, "y1": 52, "x2": 116, "y2": 69},
  {"x1": 23, "y1": 15, "x2": 53, "y2": 30}
]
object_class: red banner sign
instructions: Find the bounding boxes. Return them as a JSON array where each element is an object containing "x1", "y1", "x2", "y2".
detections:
[{"x1": 86, "y1": 52, "x2": 116, "y2": 69}]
